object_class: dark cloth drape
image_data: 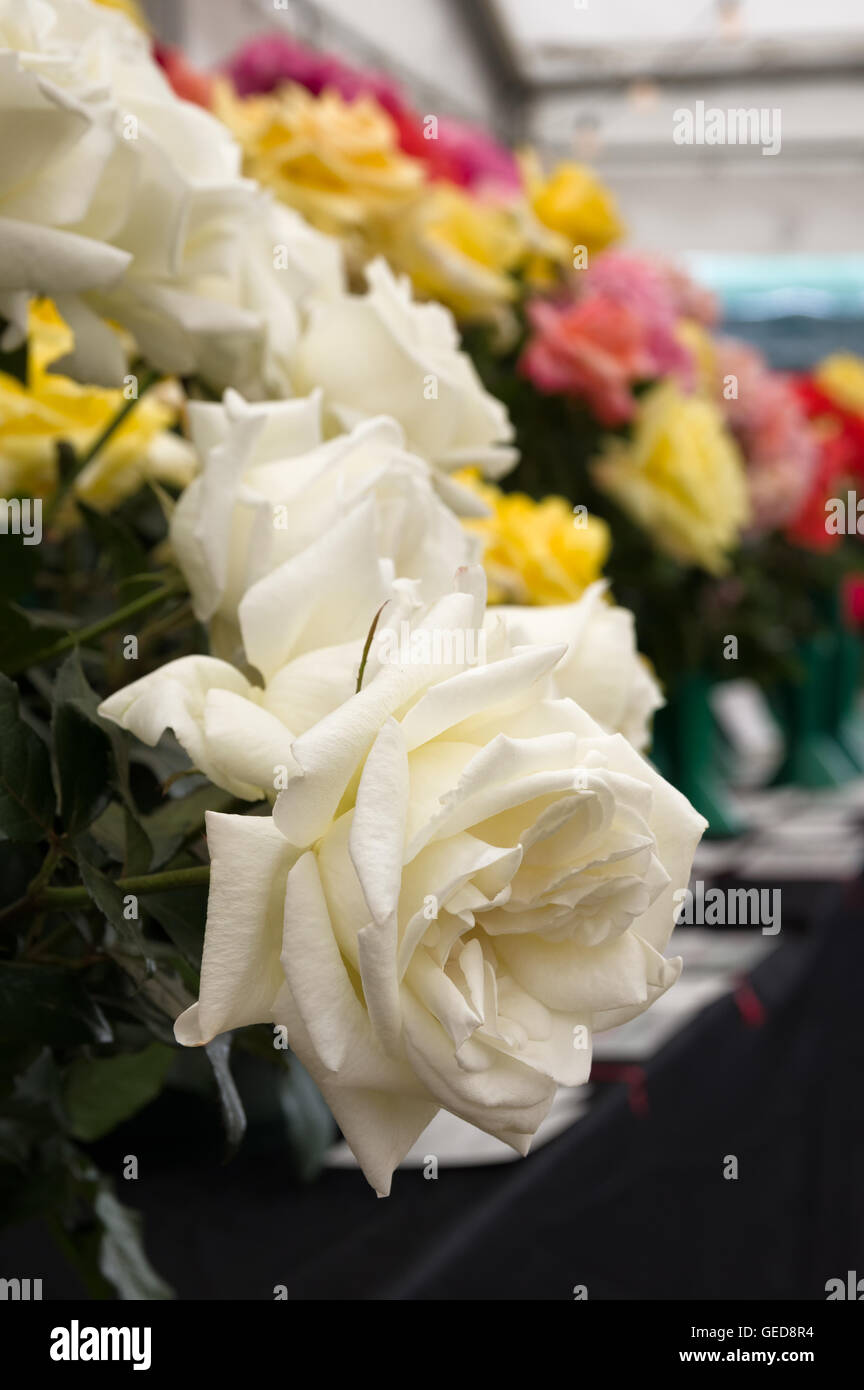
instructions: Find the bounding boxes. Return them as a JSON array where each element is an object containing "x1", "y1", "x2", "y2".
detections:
[{"x1": 5, "y1": 887, "x2": 863, "y2": 1300}]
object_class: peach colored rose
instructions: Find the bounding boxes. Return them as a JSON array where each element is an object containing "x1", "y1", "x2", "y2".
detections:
[{"x1": 519, "y1": 295, "x2": 653, "y2": 426}]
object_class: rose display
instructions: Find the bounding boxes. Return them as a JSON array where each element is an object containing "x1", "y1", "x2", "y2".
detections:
[{"x1": 0, "y1": 0, "x2": 859, "y2": 1299}]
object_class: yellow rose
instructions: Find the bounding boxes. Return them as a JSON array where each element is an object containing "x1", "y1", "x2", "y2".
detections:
[
  {"x1": 455, "y1": 469, "x2": 610, "y2": 603},
  {"x1": 0, "y1": 301, "x2": 195, "y2": 516},
  {"x1": 378, "y1": 182, "x2": 524, "y2": 325},
  {"x1": 521, "y1": 152, "x2": 624, "y2": 258},
  {"x1": 592, "y1": 382, "x2": 749, "y2": 574},
  {"x1": 676, "y1": 319, "x2": 717, "y2": 397},
  {"x1": 381, "y1": 176, "x2": 577, "y2": 325},
  {"x1": 215, "y1": 81, "x2": 424, "y2": 255},
  {"x1": 92, "y1": 0, "x2": 149, "y2": 30},
  {"x1": 814, "y1": 354, "x2": 864, "y2": 418}
]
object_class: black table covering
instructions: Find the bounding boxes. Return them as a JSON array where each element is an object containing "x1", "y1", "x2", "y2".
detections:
[{"x1": 5, "y1": 884, "x2": 864, "y2": 1300}]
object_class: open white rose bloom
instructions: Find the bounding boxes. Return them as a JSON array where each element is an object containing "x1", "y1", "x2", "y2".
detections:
[
  {"x1": 294, "y1": 258, "x2": 518, "y2": 489},
  {"x1": 169, "y1": 389, "x2": 474, "y2": 660},
  {"x1": 109, "y1": 565, "x2": 704, "y2": 1196},
  {"x1": 0, "y1": 0, "x2": 342, "y2": 393}
]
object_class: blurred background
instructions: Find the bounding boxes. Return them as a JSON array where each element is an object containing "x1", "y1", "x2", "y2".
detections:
[
  {"x1": 148, "y1": 0, "x2": 864, "y2": 360},
  {"x1": 152, "y1": 1, "x2": 864, "y2": 242}
]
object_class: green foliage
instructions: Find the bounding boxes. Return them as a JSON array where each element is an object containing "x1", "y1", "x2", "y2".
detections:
[
  {"x1": 64, "y1": 1043, "x2": 174, "y2": 1142},
  {"x1": 0, "y1": 964, "x2": 112, "y2": 1046},
  {"x1": 0, "y1": 673, "x2": 55, "y2": 840},
  {"x1": 0, "y1": 463, "x2": 255, "y2": 1301},
  {"x1": 52, "y1": 659, "x2": 113, "y2": 837},
  {"x1": 0, "y1": 344, "x2": 341, "y2": 1303}
]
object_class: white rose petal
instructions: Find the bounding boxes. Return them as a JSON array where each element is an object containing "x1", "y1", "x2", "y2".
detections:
[{"x1": 494, "y1": 581, "x2": 665, "y2": 751}]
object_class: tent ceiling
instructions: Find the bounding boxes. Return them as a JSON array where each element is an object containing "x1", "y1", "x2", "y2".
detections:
[{"x1": 487, "y1": 0, "x2": 864, "y2": 86}]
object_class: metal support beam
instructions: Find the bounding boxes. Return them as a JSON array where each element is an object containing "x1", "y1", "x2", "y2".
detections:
[{"x1": 444, "y1": 0, "x2": 532, "y2": 143}]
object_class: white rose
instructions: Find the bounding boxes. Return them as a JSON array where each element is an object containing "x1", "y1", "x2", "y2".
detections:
[
  {"x1": 98, "y1": 513, "x2": 425, "y2": 801},
  {"x1": 293, "y1": 258, "x2": 518, "y2": 486},
  {"x1": 0, "y1": 0, "x2": 344, "y2": 393},
  {"x1": 494, "y1": 581, "x2": 664, "y2": 752},
  {"x1": 92, "y1": 191, "x2": 344, "y2": 398},
  {"x1": 0, "y1": 4, "x2": 132, "y2": 349},
  {"x1": 169, "y1": 389, "x2": 475, "y2": 661},
  {"x1": 171, "y1": 569, "x2": 705, "y2": 1195}
]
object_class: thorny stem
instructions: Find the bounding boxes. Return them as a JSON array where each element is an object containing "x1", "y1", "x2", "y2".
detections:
[
  {"x1": 37, "y1": 864, "x2": 211, "y2": 909},
  {"x1": 1, "y1": 862, "x2": 211, "y2": 928}
]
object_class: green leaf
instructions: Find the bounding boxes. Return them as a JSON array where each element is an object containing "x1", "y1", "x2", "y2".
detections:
[
  {"x1": 52, "y1": 649, "x2": 139, "y2": 815},
  {"x1": 0, "y1": 1118, "x2": 31, "y2": 1167},
  {"x1": 144, "y1": 884, "x2": 207, "y2": 967},
  {"x1": 6, "y1": 1047, "x2": 66, "y2": 1129},
  {"x1": 142, "y1": 782, "x2": 236, "y2": 868},
  {"x1": 94, "y1": 1187, "x2": 174, "y2": 1300},
  {"x1": 123, "y1": 806, "x2": 153, "y2": 875},
  {"x1": 52, "y1": 649, "x2": 105, "y2": 728},
  {"x1": 104, "y1": 950, "x2": 190, "y2": 1047},
  {"x1": 87, "y1": 801, "x2": 127, "y2": 863},
  {"x1": 88, "y1": 801, "x2": 152, "y2": 873},
  {"x1": 63, "y1": 1042, "x2": 174, "y2": 1142},
  {"x1": 0, "y1": 672, "x2": 55, "y2": 841},
  {"x1": 52, "y1": 656, "x2": 112, "y2": 836},
  {"x1": 0, "y1": 963, "x2": 112, "y2": 1046},
  {"x1": 76, "y1": 852, "x2": 151, "y2": 962},
  {"x1": 0, "y1": 523, "x2": 41, "y2": 604},
  {"x1": 205, "y1": 1033, "x2": 246, "y2": 1158},
  {"x1": 0, "y1": 601, "x2": 66, "y2": 666},
  {"x1": 77, "y1": 501, "x2": 148, "y2": 583},
  {"x1": 231, "y1": 1046, "x2": 334, "y2": 1179},
  {"x1": 54, "y1": 701, "x2": 111, "y2": 834},
  {"x1": 0, "y1": 840, "x2": 41, "y2": 908}
]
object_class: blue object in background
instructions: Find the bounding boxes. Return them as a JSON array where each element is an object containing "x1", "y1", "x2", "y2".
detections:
[{"x1": 683, "y1": 253, "x2": 864, "y2": 369}]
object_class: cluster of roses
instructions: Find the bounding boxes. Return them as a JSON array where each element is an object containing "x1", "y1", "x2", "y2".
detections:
[
  {"x1": 2, "y1": 0, "x2": 705, "y2": 1194},
  {"x1": 191, "y1": 30, "x2": 843, "y2": 581},
  {"x1": 160, "y1": 29, "x2": 622, "y2": 331}
]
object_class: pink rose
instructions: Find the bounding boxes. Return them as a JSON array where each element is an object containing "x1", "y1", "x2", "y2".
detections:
[
  {"x1": 225, "y1": 34, "x2": 407, "y2": 117},
  {"x1": 424, "y1": 117, "x2": 520, "y2": 192},
  {"x1": 154, "y1": 43, "x2": 214, "y2": 108},
  {"x1": 715, "y1": 338, "x2": 818, "y2": 534},
  {"x1": 519, "y1": 294, "x2": 654, "y2": 426},
  {"x1": 585, "y1": 251, "x2": 695, "y2": 386}
]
